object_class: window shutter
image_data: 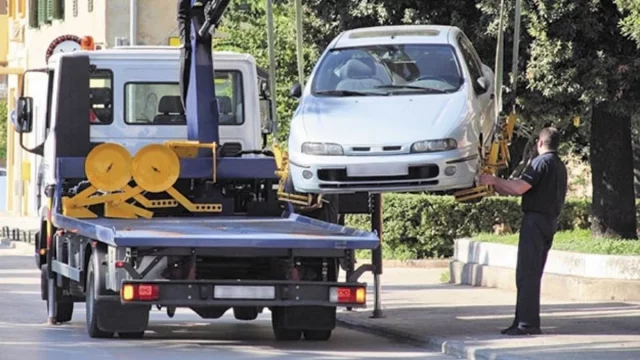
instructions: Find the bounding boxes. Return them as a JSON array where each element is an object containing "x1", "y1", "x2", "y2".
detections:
[
  {"x1": 52, "y1": 0, "x2": 63, "y2": 19},
  {"x1": 37, "y1": 0, "x2": 46, "y2": 25},
  {"x1": 46, "y1": 0, "x2": 54, "y2": 22},
  {"x1": 29, "y1": 0, "x2": 39, "y2": 28},
  {"x1": 73, "y1": 0, "x2": 78, "y2": 17}
]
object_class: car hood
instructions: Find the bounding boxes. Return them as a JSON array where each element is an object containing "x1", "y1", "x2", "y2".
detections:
[{"x1": 299, "y1": 91, "x2": 468, "y2": 145}]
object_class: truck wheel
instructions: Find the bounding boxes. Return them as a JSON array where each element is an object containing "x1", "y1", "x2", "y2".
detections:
[
  {"x1": 271, "y1": 308, "x2": 302, "y2": 341},
  {"x1": 85, "y1": 254, "x2": 114, "y2": 338},
  {"x1": 41, "y1": 264, "x2": 74, "y2": 323},
  {"x1": 118, "y1": 331, "x2": 145, "y2": 339},
  {"x1": 233, "y1": 307, "x2": 259, "y2": 321},
  {"x1": 303, "y1": 330, "x2": 332, "y2": 341}
]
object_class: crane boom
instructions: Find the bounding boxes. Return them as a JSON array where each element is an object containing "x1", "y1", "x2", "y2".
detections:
[{"x1": 178, "y1": 0, "x2": 231, "y2": 157}]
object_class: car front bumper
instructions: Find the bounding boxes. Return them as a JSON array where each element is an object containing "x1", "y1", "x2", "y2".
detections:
[{"x1": 289, "y1": 147, "x2": 479, "y2": 194}]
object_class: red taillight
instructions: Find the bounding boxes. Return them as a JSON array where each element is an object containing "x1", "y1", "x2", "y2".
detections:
[
  {"x1": 329, "y1": 286, "x2": 366, "y2": 304},
  {"x1": 115, "y1": 260, "x2": 125, "y2": 268},
  {"x1": 122, "y1": 284, "x2": 160, "y2": 301}
]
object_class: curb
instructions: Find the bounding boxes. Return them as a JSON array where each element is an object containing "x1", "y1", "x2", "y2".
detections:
[
  {"x1": 336, "y1": 315, "x2": 523, "y2": 360},
  {"x1": 450, "y1": 260, "x2": 640, "y2": 302},
  {"x1": 0, "y1": 238, "x2": 34, "y2": 255}
]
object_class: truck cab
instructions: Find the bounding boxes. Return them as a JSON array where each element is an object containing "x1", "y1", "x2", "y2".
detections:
[
  {"x1": 20, "y1": 46, "x2": 274, "y2": 220},
  {"x1": 38, "y1": 46, "x2": 272, "y2": 155}
]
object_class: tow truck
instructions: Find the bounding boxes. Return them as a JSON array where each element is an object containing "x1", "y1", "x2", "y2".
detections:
[{"x1": 11, "y1": 0, "x2": 384, "y2": 341}]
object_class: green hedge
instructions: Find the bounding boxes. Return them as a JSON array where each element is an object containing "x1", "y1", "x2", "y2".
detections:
[{"x1": 345, "y1": 194, "x2": 639, "y2": 259}]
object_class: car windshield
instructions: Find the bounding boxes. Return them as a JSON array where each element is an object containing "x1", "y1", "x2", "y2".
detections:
[{"x1": 311, "y1": 44, "x2": 463, "y2": 97}]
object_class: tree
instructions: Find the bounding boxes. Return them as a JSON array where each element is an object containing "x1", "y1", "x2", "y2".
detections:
[
  {"x1": 305, "y1": 0, "x2": 495, "y2": 61},
  {"x1": 481, "y1": 0, "x2": 639, "y2": 239},
  {"x1": 214, "y1": 0, "x2": 321, "y2": 145}
]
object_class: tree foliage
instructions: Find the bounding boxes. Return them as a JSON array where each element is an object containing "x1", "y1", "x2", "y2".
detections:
[{"x1": 214, "y1": 0, "x2": 321, "y2": 145}]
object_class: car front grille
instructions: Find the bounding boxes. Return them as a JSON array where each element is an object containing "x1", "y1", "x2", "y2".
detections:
[{"x1": 317, "y1": 164, "x2": 439, "y2": 182}]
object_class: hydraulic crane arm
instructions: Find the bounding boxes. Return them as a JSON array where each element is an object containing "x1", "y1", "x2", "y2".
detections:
[{"x1": 178, "y1": 0, "x2": 231, "y2": 156}]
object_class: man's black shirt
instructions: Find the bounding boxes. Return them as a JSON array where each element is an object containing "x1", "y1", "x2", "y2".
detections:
[{"x1": 520, "y1": 151, "x2": 568, "y2": 218}]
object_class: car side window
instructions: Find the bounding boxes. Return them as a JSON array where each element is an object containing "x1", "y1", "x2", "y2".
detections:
[{"x1": 458, "y1": 35, "x2": 485, "y2": 94}]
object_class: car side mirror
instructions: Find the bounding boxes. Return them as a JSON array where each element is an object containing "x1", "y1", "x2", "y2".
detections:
[
  {"x1": 290, "y1": 82, "x2": 302, "y2": 99},
  {"x1": 14, "y1": 96, "x2": 34, "y2": 133},
  {"x1": 477, "y1": 77, "x2": 488, "y2": 92}
]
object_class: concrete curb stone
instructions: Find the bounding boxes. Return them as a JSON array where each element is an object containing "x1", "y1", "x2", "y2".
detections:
[{"x1": 336, "y1": 314, "x2": 525, "y2": 360}]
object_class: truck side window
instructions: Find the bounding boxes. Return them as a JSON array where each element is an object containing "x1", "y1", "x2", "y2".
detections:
[{"x1": 89, "y1": 70, "x2": 114, "y2": 124}]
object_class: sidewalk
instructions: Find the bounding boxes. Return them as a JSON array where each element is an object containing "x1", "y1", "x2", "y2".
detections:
[{"x1": 338, "y1": 267, "x2": 640, "y2": 360}]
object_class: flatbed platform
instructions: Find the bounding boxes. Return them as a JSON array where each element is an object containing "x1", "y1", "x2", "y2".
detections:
[{"x1": 51, "y1": 212, "x2": 379, "y2": 249}]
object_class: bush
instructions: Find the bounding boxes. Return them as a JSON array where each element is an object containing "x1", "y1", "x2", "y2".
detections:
[{"x1": 344, "y1": 194, "x2": 638, "y2": 259}]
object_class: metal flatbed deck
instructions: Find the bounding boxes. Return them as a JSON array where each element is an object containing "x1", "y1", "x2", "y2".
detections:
[{"x1": 52, "y1": 212, "x2": 379, "y2": 249}]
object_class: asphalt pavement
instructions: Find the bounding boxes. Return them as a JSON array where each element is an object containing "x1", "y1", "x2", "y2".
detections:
[{"x1": 0, "y1": 244, "x2": 457, "y2": 360}]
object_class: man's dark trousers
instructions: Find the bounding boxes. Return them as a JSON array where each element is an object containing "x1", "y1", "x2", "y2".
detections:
[{"x1": 513, "y1": 211, "x2": 557, "y2": 328}]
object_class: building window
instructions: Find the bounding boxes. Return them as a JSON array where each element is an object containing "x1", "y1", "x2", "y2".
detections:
[
  {"x1": 34, "y1": 0, "x2": 63, "y2": 27},
  {"x1": 88, "y1": 0, "x2": 93, "y2": 12},
  {"x1": 29, "y1": 0, "x2": 38, "y2": 28}
]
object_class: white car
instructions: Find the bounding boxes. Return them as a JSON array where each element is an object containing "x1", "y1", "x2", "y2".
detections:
[{"x1": 287, "y1": 25, "x2": 496, "y2": 194}]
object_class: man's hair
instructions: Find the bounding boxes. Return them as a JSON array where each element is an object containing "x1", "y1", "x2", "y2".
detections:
[{"x1": 539, "y1": 127, "x2": 560, "y2": 150}]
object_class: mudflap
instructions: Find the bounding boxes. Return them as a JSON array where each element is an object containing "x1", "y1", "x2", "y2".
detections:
[
  {"x1": 96, "y1": 299, "x2": 151, "y2": 333},
  {"x1": 272, "y1": 306, "x2": 337, "y2": 330}
]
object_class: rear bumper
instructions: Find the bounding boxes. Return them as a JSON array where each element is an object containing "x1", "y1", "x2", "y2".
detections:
[{"x1": 119, "y1": 279, "x2": 368, "y2": 308}]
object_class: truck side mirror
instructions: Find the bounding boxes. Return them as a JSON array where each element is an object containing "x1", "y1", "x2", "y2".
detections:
[
  {"x1": 260, "y1": 81, "x2": 271, "y2": 98},
  {"x1": 290, "y1": 82, "x2": 302, "y2": 99},
  {"x1": 260, "y1": 98, "x2": 274, "y2": 135},
  {"x1": 14, "y1": 96, "x2": 34, "y2": 133}
]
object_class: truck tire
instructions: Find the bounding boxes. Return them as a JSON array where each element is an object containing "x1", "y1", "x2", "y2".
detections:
[
  {"x1": 85, "y1": 254, "x2": 114, "y2": 338},
  {"x1": 233, "y1": 307, "x2": 259, "y2": 321},
  {"x1": 118, "y1": 331, "x2": 145, "y2": 339},
  {"x1": 41, "y1": 264, "x2": 74, "y2": 323},
  {"x1": 271, "y1": 308, "x2": 302, "y2": 341},
  {"x1": 303, "y1": 330, "x2": 332, "y2": 341}
]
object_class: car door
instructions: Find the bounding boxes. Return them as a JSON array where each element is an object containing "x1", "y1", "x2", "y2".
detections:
[{"x1": 457, "y1": 34, "x2": 494, "y2": 147}]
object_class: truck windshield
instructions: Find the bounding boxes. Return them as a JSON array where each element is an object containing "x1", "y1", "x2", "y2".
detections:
[
  {"x1": 124, "y1": 70, "x2": 244, "y2": 125},
  {"x1": 311, "y1": 44, "x2": 463, "y2": 97}
]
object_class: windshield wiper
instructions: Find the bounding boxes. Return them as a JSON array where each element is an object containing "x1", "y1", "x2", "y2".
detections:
[
  {"x1": 374, "y1": 85, "x2": 448, "y2": 93},
  {"x1": 315, "y1": 89, "x2": 386, "y2": 96}
]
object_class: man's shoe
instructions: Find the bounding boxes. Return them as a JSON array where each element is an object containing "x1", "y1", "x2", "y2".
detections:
[
  {"x1": 504, "y1": 326, "x2": 542, "y2": 336},
  {"x1": 500, "y1": 325, "x2": 517, "y2": 335}
]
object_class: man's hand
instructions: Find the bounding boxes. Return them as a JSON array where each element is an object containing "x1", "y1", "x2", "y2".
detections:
[
  {"x1": 479, "y1": 174, "x2": 497, "y2": 186},
  {"x1": 479, "y1": 174, "x2": 532, "y2": 196}
]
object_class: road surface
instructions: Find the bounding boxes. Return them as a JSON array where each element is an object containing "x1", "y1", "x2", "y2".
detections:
[{"x1": 0, "y1": 247, "x2": 455, "y2": 360}]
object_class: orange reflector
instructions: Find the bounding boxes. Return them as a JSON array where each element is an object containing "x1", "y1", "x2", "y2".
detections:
[
  {"x1": 115, "y1": 261, "x2": 125, "y2": 268},
  {"x1": 122, "y1": 284, "x2": 135, "y2": 301},
  {"x1": 121, "y1": 283, "x2": 160, "y2": 302},
  {"x1": 39, "y1": 249, "x2": 46, "y2": 255},
  {"x1": 81, "y1": 36, "x2": 95, "y2": 50},
  {"x1": 329, "y1": 286, "x2": 366, "y2": 304}
]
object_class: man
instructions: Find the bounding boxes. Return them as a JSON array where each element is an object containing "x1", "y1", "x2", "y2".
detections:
[{"x1": 479, "y1": 127, "x2": 568, "y2": 336}]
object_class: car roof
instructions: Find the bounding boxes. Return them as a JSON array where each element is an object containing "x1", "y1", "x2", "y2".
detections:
[{"x1": 331, "y1": 25, "x2": 459, "y2": 49}]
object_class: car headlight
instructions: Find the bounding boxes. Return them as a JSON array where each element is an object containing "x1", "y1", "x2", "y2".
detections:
[
  {"x1": 301, "y1": 142, "x2": 344, "y2": 156},
  {"x1": 411, "y1": 139, "x2": 458, "y2": 153}
]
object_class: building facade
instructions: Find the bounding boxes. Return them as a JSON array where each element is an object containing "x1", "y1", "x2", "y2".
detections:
[{"x1": 3, "y1": 0, "x2": 179, "y2": 216}]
